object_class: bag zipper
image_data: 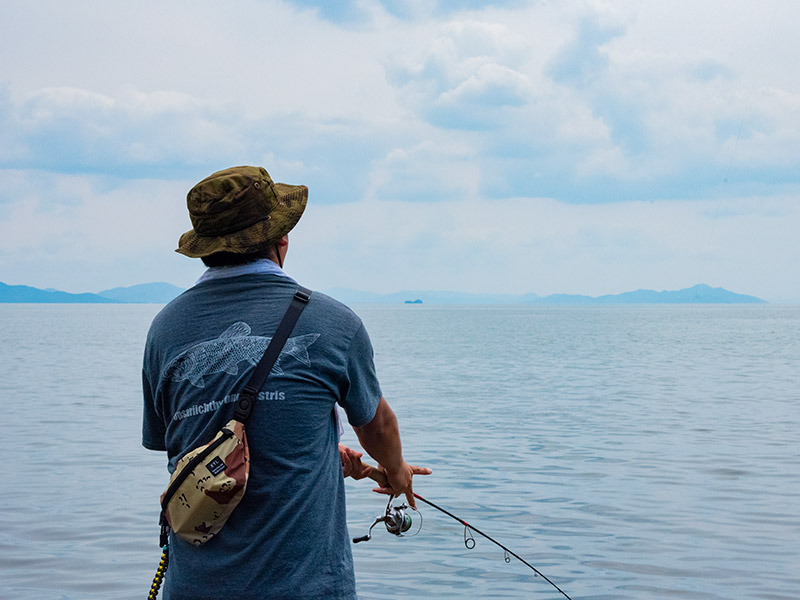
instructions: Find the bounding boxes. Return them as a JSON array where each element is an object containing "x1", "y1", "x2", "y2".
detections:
[{"x1": 161, "y1": 427, "x2": 236, "y2": 511}]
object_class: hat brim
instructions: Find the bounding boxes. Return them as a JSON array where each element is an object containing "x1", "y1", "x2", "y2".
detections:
[{"x1": 176, "y1": 183, "x2": 308, "y2": 258}]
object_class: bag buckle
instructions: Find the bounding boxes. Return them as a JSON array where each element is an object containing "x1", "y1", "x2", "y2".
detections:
[
  {"x1": 234, "y1": 388, "x2": 256, "y2": 421},
  {"x1": 159, "y1": 512, "x2": 170, "y2": 548}
]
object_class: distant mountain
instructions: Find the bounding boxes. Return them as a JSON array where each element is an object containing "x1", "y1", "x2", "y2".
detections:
[
  {"x1": 1, "y1": 281, "x2": 765, "y2": 305},
  {"x1": 98, "y1": 282, "x2": 185, "y2": 303},
  {"x1": 0, "y1": 281, "x2": 185, "y2": 304},
  {"x1": 0, "y1": 282, "x2": 114, "y2": 303},
  {"x1": 527, "y1": 284, "x2": 766, "y2": 305},
  {"x1": 324, "y1": 288, "x2": 529, "y2": 305},
  {"x1": 326, "y1": 284, "x2": 765, "y2": 305}
]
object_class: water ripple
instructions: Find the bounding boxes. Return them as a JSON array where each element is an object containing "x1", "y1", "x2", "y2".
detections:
[{"x1": 2, "y1": 304, "x2": 799, "y2": 599}]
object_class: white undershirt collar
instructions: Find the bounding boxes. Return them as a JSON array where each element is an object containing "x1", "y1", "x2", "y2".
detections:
[{"x1": 195, "y1": 259, "x2": 295, "y2": 285}]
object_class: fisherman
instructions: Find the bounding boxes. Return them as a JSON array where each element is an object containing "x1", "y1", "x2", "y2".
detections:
[{"x1": 142, "y1": 165, "x2": 430, "y2": 599}]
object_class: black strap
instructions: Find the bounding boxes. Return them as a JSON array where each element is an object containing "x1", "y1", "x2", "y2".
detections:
[{"x1": 233, "y1": 286, "x2": 311, "y2": 421}]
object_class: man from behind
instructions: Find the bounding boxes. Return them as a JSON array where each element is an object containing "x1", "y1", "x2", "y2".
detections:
[{"x1": 142, "y1": 165, "x2": 429, "y2": 599}]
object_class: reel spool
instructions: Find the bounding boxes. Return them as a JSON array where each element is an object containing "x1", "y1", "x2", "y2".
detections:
[{"x1": 353, "y1": 497, "x2": 422, "y2": 543}]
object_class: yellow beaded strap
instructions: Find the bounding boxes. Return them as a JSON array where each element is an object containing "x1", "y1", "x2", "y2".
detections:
[{"x1": 147, "y1": 545, "x2": 169, "y2": 600}]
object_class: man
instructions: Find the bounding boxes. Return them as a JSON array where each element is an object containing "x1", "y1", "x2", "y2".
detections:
[{"x1": 142, "y1": 166, "x2": 430, "y2": 599}]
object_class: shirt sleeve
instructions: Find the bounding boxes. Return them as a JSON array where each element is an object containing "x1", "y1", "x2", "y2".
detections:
[
  {"x1": 142, "y1": 369, "x2": 167, "y2": 451},
  {"x1": 339, "y1": 322, "x2": 382, "y2": 428}
]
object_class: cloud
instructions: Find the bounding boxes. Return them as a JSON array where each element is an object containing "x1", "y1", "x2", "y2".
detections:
[
  {"x1": 365, "y1": 139, "x2": 482, "y2": 203},
  {"x1": 387, "y1": 19, "x2": 532, "y2": 129},
  {"x1": 282, "y1": 0, "x2": 527, "y2": 24},
  {"x1": 289, "y1": 193, "x2": 800, "y2": 300},
  {"x1": 430, "y1": 63, "x2": 531, "y2": 128},
  {"x1": 0, "y1": 0, "x2": 798, "y2": 300},
  {"x1": 0, "y1": 86, "x2": 242, "y2": 177},
  {"x1": 3, "y1": 1, "x2": 798, "y2": 206},
  {"x1": 0, "y1": 170, "x2": 203, "y2": 292},
  {"x1": 0, "y1": 84, "x2": 419, "y2": 204},
  {"x1": 376, "y1": 3, "x2": 800, "y2": 202},
  {"x1": 2, "y1": 165, "x2": 796, "y2": 300},
  {"x1": 546, "y1": 16, "x2": 626, "y2": 88}
]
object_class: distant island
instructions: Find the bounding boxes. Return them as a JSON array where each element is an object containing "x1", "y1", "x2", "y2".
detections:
[{"x1": 0, "y1": 281, "x2": 766, "y2": 305}]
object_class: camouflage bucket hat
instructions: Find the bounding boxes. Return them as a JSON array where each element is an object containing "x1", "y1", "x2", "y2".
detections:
[{"x1": 176, "y1": 166, "x2": 308, "y2": 258}]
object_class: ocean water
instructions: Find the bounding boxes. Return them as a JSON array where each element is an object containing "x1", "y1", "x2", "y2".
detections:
[{"x1": 1, "y1": 303, "x2": 798, "y2": 599}]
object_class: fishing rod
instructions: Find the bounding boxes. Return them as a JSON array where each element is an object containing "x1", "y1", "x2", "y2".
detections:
[
  {"x1": 412, "y1": 493, "x2": 574, "y2": 600},
  {"x1": 354, "y1": 475, "x2": 574, "y2": 600}
]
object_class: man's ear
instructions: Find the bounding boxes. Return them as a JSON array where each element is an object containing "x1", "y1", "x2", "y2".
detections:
[{"x1": 276, "y1": 234, "x2": 289, "y2": 248}]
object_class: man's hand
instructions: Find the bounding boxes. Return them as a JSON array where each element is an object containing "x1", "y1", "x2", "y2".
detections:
[
  {"x1": 341, "y1": 447, "x2": 433, "y2": 510},
  {"x1": 352, "y1": 397, "x2": 433, "y2": 509},
  {"x1": 371, "y1": 462, "x2": 432, "y2": 509},
  {"x1": 339, "y1": 444, "x2": 374, "y2": 480}
]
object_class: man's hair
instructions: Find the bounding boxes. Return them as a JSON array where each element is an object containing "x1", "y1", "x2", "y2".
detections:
[{"x1": 201, "y1": 248, "x2": 276, "y2": 267}]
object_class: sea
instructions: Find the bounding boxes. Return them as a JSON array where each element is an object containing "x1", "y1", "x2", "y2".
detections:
[{"x1": 1, "y1": 303, "x2": 798, "y2": 600}]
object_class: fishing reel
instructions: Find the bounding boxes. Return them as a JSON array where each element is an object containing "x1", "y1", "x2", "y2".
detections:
[{"x1": 352, "y1": 497, "x2": 422, "y2": 543}]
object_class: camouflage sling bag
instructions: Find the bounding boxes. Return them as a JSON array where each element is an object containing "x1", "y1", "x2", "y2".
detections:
[{"x1": 158, "y1": 286, "x2": 312, "y2": 547}]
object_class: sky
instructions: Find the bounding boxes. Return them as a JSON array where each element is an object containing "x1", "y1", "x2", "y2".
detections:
[{"x1": 1, "y1": 0, "x2": 798, "y2": 301}]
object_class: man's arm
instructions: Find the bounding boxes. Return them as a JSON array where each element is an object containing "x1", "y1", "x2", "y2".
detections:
[{"x1": 353, "y1": 397, "x2": 431, "y2": 509}]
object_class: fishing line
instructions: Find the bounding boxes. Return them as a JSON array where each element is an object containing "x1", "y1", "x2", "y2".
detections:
[
  {"x1": 692, "y1": 0, "x2": 780, "y2": 303},
  {"x1": 413, "y1": 493, "x2": 574, "y2": 600},
  {"x1": 354, "y1": 490, "x2": 574, "y2": 599}
]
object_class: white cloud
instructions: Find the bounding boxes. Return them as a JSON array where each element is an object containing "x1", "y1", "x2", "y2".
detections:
[
  {"x1": 0, "y1": 168, "x2": 796, "y2": 301},
  {"x1": 379, "y1": 1, "x2": 800, "y2": 194},
  {"x1": 437, "y1": 63, "x2": 530, "y2": 108},
  {"x1": 0, "y1": 1, "x2": 404, "y2": 121},
  {"x1": 387, "y1": 19, "x2": 534, "y2": 126},
  {"x1": 366, "y1": 139, "x2": 481, "y2": 203},
  {"x1": 1, "y1": 86, "x2": 245, "y2": 173},
  {"x1": 0, "y1": 0, "x2": 798, "y2": 300},
  {"x1": 290, "y1": 193, "x2": 800, "y2": 301},
  {"x1": 0, "y1": 170, "x2": 203, "y2": 292},
  {"x1": 3, "y1": 1, "x2": 798, "y2": 200}
]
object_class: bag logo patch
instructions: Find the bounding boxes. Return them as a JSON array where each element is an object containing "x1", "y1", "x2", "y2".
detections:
[{"x1": 206, "y1": 456, "x2": 226, "y2": 476}]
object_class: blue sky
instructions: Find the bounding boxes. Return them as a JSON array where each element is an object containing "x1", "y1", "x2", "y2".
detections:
[{"x1": 1, "y1": 0, "x2": 798, "y2": 300}]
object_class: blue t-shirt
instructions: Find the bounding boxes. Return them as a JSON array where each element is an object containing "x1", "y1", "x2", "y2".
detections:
[{"x1": 142, "y1": 274, "x2": 381, "y2": 600}]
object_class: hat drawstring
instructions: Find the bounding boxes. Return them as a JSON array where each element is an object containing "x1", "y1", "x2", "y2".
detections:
[{"x1": 274, "y1": 243, "x2": 283, "y2": 269}]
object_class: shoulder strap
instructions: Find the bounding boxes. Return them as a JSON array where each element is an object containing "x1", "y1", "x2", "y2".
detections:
[{"x1": 234, "y1": 286, "x2": 311, "y2": 421}]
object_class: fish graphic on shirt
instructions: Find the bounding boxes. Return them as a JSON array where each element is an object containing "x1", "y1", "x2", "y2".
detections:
[{"x1": 163, "y1": 322, "x2": 320, "y2": 388}]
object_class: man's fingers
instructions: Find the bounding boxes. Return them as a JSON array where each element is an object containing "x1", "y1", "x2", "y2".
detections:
[
  {"x1": 365, "y1": 461, "x2": 429, "y2": 491},
  {"x1": 367, "y1": 467, "x2": 389, "y2": 487},
  {"x1": 350, "y1": 464, "x2": 372, "y2": 481},
  {"x1": 341, "y1": 455, "x2": 354, "y2": 478}
]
